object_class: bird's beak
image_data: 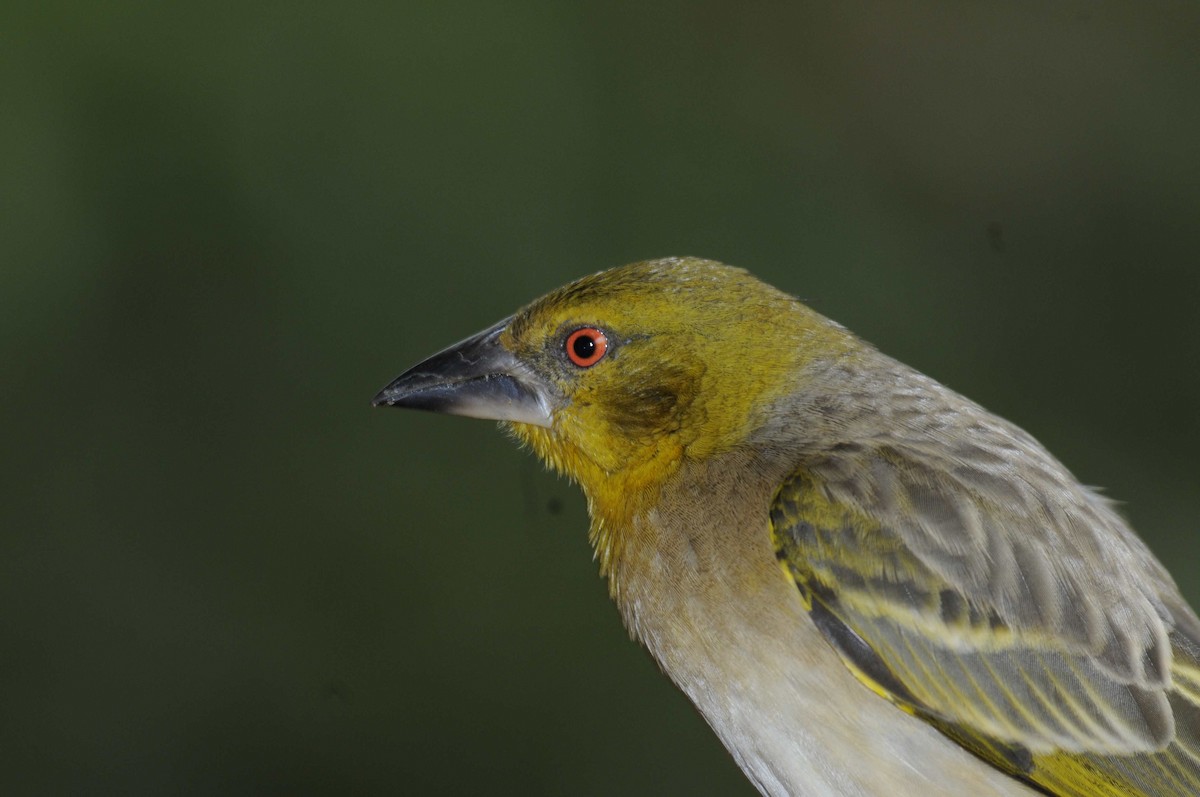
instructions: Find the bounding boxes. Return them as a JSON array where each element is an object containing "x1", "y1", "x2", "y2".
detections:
[{"x1": 372, "y1": 317, "x2": 556, "y2": 427}]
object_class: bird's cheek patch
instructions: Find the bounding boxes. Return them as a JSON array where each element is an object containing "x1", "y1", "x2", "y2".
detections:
[{"x1": 602, "y1": 383, "x2": 683, "y2": 437}]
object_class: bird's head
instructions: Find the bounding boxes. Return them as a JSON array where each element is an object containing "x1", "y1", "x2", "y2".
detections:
[{"x1": 375, "y1": 258, "x2": 855, "y2": 523}]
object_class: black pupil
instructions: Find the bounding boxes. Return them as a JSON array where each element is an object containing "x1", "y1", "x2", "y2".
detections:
[{"x1": 572, "y1": 333, "x2": 596, "y2": 360}]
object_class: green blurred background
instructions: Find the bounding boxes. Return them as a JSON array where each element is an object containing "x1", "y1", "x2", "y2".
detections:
[{"x1": 4, "y1": 2, "x2": 1199, "y2": 794}]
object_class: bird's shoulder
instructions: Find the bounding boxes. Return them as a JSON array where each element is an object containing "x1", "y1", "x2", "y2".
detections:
[{"x1": 764, "y1": 361, "x2": 1200, "y2": 795}]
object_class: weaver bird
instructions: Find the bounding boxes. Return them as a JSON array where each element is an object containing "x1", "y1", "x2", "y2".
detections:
[{"x1": 374, "y1": 258, "x2": 1200, "y2": 796}]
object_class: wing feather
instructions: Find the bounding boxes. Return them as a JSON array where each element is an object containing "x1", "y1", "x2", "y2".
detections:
[{"x1": 770, "y1": 448, "x2": 1200, "y2": 796}]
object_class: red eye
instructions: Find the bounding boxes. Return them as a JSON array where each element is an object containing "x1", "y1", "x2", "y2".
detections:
[{"x1": 565, "y1": 327, "x2": 608, "y2": 367}]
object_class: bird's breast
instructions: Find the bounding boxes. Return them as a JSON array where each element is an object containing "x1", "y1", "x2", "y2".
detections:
[{"x1": 603, "y1": 452, "x2": 1039, "y2": 797}]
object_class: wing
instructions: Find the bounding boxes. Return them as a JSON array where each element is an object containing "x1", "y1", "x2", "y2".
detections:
[{"x1": 770, "y1": 441, "x2": 1200, "y2": 797}]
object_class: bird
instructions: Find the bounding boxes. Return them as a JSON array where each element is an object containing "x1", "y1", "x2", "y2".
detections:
[{"x1": 373, "y1": 257, "x2": 1200, "y2": 796}]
